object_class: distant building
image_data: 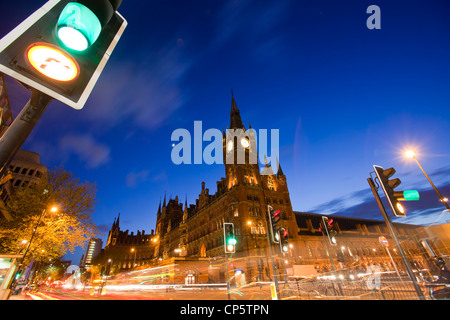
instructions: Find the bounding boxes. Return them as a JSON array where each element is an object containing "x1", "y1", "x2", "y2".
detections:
[
  {"x1": 0, "y1": 149, "x2": 47, "y2": 221},
  {"x1": 100, "y1": 213, "x2": 156, "y2": 270},
  {"x1": 79, "y1": 238, "x2": 103, "y2": 268}
]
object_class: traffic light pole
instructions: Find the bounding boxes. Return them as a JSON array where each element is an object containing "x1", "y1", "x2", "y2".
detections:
[
  {"x1": 226, "y1": 253, "x2": 230, "y2": 300},
  {"x1": 0, "y1": 89, "x2": 52, "y2": 179},
  {"x1": 321, "y1": 230, "x2": 344, "y2": 296},
  {"x1": 368, "y1": 177, "x2": 425, "y2": 300},
  {"x1": 411, "y1": 155, "x2": 450, "y2": 211},
  {"x1": 265, "y1": 206, "x2": 281, "y2": 299}
]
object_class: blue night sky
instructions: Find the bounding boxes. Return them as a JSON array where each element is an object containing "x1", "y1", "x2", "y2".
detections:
[{"x1": 1, "y1": 0, "x2": 450, "y2": 265}]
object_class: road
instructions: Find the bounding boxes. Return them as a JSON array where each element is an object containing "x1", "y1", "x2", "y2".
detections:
[{"x1": 14, "y1": 284, "x2": 277, "y2": 300}]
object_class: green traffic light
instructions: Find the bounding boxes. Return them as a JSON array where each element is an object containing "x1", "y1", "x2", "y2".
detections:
[
  {"x1": 403, "y1": 190, "x2": 420, "y2": 201},
  {"x1": 227, "y1": 238, "x2": 237, "y2": 245},
  {"x1": 57, "y1": 2, "x2": 102, "y2": 51}
]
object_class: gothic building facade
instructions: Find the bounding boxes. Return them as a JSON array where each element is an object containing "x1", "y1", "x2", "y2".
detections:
[
  {"x1": 148, "y1": 94, "x2": 300, "y2": 283},
  {"x1": 97, "y1": 95, "x2": 443, "y2": 284}
]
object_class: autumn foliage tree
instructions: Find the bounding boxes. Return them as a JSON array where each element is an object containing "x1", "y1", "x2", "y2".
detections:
[{"x1": 0, "y1": 166, "x2": 99, "y2": 265}]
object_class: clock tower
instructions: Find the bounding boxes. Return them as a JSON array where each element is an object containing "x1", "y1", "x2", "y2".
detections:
[{"x1": 223, "y1": 92, "x2": 260, "y2": 190}]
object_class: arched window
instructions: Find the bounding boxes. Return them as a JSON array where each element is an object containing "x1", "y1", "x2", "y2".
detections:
[{"x1": 200, "y1": 243, "x2": 206, "y2": 257}]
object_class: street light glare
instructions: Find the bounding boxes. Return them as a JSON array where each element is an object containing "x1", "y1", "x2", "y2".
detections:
[
  {"x1": 50, "y1": 206, "x2": 58, "y2": 213},
  {"x1": 405, "y1": 150, "x2": 415, "y2": 158}
]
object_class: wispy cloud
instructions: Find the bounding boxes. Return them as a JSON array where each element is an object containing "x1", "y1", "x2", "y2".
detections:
[
  {"x1": 307, "y1": 179, "x2": 450, "y2": 226},
  {"x1": 308, "y1": 188, "x2": 373, "y2": 216},
  {"x1": 125, "y1": 170, "x2": 150, "y2": 188},
  {"x1": 82, "y1": 39, "x2": 192, "y2": 132},
  {"x1": 203, "y1": 0, "x2": 292, "y2": 63},
  {"x1": 58, "y1": 134, "x2": 111, "y2": 169}
]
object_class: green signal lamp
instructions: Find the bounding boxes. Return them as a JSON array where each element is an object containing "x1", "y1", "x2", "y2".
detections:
[
  {"x1": 227, "y1": 238, "x2": 237, "y2": 246},
  {"x1": 56, "y1": 2, "x2": 103, "y2": 51},
  {"x1": 394, "y1": 190, "x2": 420, "y2": 201}
]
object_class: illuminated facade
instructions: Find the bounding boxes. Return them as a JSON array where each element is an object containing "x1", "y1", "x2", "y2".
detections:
[
  {"x1": 99, "y1": 95, "x2": 446, "y2": 284},
  {"x1": 102, "y1": 213, "x2": 157, "y2": 270},
  {"x1": 79, "y1": 238, "x2": 103, "y2": 268},
  {"x1": 152, "y1": 95, "x2": 301, "y2": 284}
]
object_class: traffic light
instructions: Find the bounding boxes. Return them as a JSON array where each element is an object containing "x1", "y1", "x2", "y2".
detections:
[
  {"x1": 0, "y1": 0, "x2": 127, "y2": 110},
  {"x1": 14, "y1": 270, "x2": 22, "y2": 280},
  {"x1": 268, "y1": 206, "x2": 281, "y2": 243},
  {"x1": 320, "y1": 216, "x2": 337, "y2": 246},
  {"x1": 279, "y1": 228, "x2": 288, "y2": 253},
  {"x1": 224, "y1": 222, "x2": 236, "y2": 253},
  {"x1": 373, "y1": 165, "x2": 420, "y2": 217}
]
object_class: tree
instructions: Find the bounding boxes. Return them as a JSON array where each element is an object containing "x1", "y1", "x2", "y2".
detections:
[{"x1": 0, "y1": 166, "x2": 99, "y2": 265}]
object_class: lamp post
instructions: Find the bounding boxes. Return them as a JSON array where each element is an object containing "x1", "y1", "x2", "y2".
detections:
[
  {"x1": 405, "y1": 150, "x2": 450, "y2": 211},
  {"x1": 21, "y1": 205, "x2": 58, "y2": 267}
]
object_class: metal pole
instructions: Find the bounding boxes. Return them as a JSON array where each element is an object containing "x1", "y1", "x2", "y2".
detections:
[
  {"x1": 0, "y1": 89, "x2": 52, "y2": 179},
  {"x1": 20, "y1": 208, "x2": 46, "y2": 267},
  {"x1": 226, "y1": 254, "x2": 230, "y2": 300},
  {"x1": 265, "y1": 205, "x2": 281, "y2": 299},
  {"x1": 413, "y1": 156, "x2": 450, "y2": 211},
  {"x1": 385, "y1": 246, "x2": 402, "y2": 280},
  {"x1": 368, "y1": 177, "x2": 425, "y2": 300},
  {"x1": 321, "y1": 230, "x2": 343, "y2": 296}
]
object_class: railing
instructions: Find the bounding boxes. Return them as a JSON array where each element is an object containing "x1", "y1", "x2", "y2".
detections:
[{"x1": 283, "y1": 270, "x2": 428, "y2": 300}]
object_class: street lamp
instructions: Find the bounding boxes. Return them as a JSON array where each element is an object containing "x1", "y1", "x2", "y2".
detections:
[{"x1": 405, "y1": 149, "x2": 450, "y2": 211}]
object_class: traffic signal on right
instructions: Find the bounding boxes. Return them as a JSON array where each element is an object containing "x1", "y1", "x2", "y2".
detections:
[
  {"x1": 373, "y1": 165, "x2": 420, "y2": 217},
  {"x1": 279, "y1": 228, "x2": 289, "y2": 253},
  {"x1": 320, "y1": 216, "x2": 337, "y2": 246},
  {"x1": 268, "y1": 206, "x2": 281, "y2": 243},
  {"x1": 0, "y1": 0, "x2": 127, "y2": 110}
]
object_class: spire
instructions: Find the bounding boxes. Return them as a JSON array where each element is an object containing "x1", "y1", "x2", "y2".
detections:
[
  {"x1": 115, "y1": 213, "x2": 120, "y2": 228},
  {"x1": 157, "y1": 199, "x2": 161, "y2": 215},
  {"x1": 163, "y1": 193, "x2": 166, "y2": 207},
  {"x1": 261, "y1": 155, "x2": 274, "y2": 176},
  {"x1": 276, "y1": 156, "x2": 284, "y2": 176},
  {"x1": 230, "y1": 91, "x2": 245, "y2": 129},
  {"x1": 183, "y1": 195, "x2": 188, "y2": 223}
]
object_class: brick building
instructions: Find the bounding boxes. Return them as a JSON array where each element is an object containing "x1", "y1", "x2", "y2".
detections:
[{"x1": 98, "y1": 95, "x2": 446, "y2": 284}]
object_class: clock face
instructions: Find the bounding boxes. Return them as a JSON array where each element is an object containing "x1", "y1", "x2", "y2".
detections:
[
  {"x1": 240, "y1": 138, "x2": 249, "y2": 148},
  {"x1": 227, "y1": 140, "x2": 234, "y2": 152}
]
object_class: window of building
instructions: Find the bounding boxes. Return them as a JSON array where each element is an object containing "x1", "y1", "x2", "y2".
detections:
[
  {"x1": 28, "y1": 169, "x2": 35, "y2": 176},
  {"x1": 14, "y1": 180, "x2": 22, "y2": 187}
]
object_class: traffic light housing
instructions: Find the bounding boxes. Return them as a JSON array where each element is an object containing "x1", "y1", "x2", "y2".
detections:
[
  {"x1": 320, "y1": 216, "x2": 337, "y2": 246},
  {"x1": 268, "y1": 205, "x2": 281, "y2": 243},
  {"x1": 373, "y1": 165, "x2": 419, "y2": 217},
  {"x1": 0, "y1": 0, "x2": 127, "y2": 110},
  {"x1": 279, "y1": 228, "x2": 288, "y2": 253},
  {"x1": 224, "y1": 222, "x2": 236, "y2": 254}
]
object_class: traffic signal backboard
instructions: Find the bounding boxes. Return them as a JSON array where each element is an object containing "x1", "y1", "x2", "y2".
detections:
[{"x1": 0, "y1": 0, "x2": 127, "y2": 110}]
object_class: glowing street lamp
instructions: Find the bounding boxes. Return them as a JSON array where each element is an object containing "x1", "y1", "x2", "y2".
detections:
[{"x1": 405, "y1": 149, "x2": 450, "y2": 211}]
